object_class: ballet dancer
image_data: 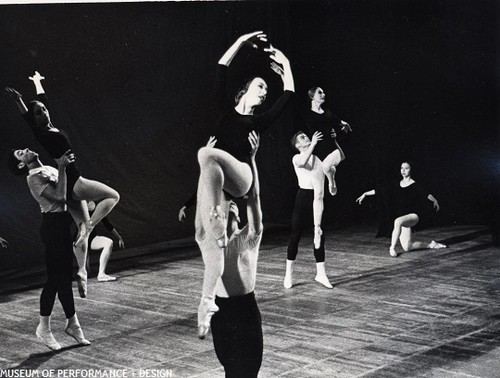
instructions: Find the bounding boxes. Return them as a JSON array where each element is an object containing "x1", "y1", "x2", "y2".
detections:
[
  {"x1": 8, "y1": 147, "x2": 90, "y2": 350},
  {"x1": 198, "y1": 131, "x2": 264, "y2": 378},
  {"x1": 195, "y1": 31, "x2": 294, "y2": 331},
  {"x1": 284, "y1": 130, "x2": 333, "y2": 289},
  {"x1": 304, "y1": 86, "x2": 351, "y2": 196},
  {"x1": 5, "y1": 71, "x2": 120, "y2": 296},
  {"x1": 0, "y1": 237, "x2": 8, "y2": 248},
  {"x1": 87, "y1": 201, "x2": 125, "y2": 282},
  {"x1": 356, "y1": 161, "x2": 446, "y2": 257}
]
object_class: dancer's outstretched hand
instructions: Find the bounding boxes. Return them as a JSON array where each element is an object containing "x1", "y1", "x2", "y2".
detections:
[
  {"x1": 178, "y1": 206, "x2": 187, "y2": 222},
  {"x1": 5, "y1": 87, "x2": 22, "y2": 99},
  {"x1": 264, "y1": 45, "x2": 289, "y2": 65},
  {"x1": 206, "y1": 136, "x2": 217, "y2": 148},
  {"x1": 356, "y1": 193, "x2": 366, "y2": 204},
  {"x1": 311, "y1": 131, "x2": 323, "y2": 146},
  {"x1": 270, "y1": 62, "x2": 284, "y2": 77},
  {"x1": 433, "y1": 200, "x2": 440, "y2": 212},
  {"x1": 238, "y1": 31, "x2": 267, "y2": 48},
  {"x1": 29, "y1": 71, "x2": 45, "y2": 83},
  {"x1": 341, "y1": 121, "x2": 352, "y2": 133},
  {"x1": 248, "y1": 130, "x2": 260, "y2": 159},
  {"x1": 197, "y1": 297, "x2": 219, "y2": 339},
  {"x1": 0, "y1": 237, "x2": 8, "y2": 248},
  {"x1": 57, "y1": 150, "x2": 76, "y2": 168}
]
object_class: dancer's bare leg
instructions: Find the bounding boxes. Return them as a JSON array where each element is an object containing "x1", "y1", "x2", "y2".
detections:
[
  {"x1": 67, "y1": 202, "x2": 89, "y2": 298},
  {"x1": 322, "y1": 149, "x2": 344, "y2": 196},
  {"x1": 90, "y1": 236, "x2": 116, "y2": 282},
  {"x1": 72, "y1": 177, "x2": 120, "y2": 247},
  {"x1": 399, "y1": 226, "x2": 447, "y2": 251},
  {"x1": 390, "y1": 214, "x2": 419, "y2": 257},
  {"x1": 311, "y1": 164, "x2": 325, "y2": 249}
]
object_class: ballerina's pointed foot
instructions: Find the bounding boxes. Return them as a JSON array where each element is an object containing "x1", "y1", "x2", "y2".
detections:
[
  {"x1": 97, "y1": 273, "x2": 117, "y2": 282},
  {"x1": 329, "y1": 183, "x2": 337, "y2": 196},
  {"x1": 315, "y1": 274, "x2": 333, "y2": 289},
  {"x1": 36, "y1": 325, "x2": 61, "y2": 351},
  {"x1": 283, "y1": 275, "x2": 293, "y2": 289},
  {"x1": 209, "y1": 206, "x2": 227, "y2": 248},
  {"x1": 389, "y1": 247, "x2": 398, "y2": 257},
  {"x1": 74, "y1": 221, "x2": 93, "y2": 248},
  {"x1": 197, "y1": 299, "x2": 219, "y2": 339},
  {"x1": 429, "y1": 240, "x2": 447, "y2": 249}
]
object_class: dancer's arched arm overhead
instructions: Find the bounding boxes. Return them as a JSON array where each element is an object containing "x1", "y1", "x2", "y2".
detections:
[
  {"x1": 5, "y1": 88, "x2": 28, "y2": 114},
  {"x1": 218, "y1": 31, "x2": 267, "y2": 67},
  {"x1": 264, "y1": 45, "x2": 295, "y2": 93},
  {"x1": 294, "y1": 131, "x2": 323, "y2": 168},
  {"x1": 247, "y1": 131, "x2": 263, "y2": 236},
  {"x1": 356, "y1": 189, "x2": 376, "y2": 205}
]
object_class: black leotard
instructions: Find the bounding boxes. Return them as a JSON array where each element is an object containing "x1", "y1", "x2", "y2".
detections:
[
  {"x1": 395, "y1": 181, "x2": 428, "y2": 218},
  {"x1": 304, "y1": 109, "x2": 343, "y2": 160},
  {"x1": 23, "y1": 94, "x2": 81, "y2": 199},
  {"x1": 214, "y1": 65, "x2": 293, "y2": 163}
]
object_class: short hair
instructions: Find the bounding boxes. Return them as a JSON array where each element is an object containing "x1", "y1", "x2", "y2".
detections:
[
  {"x1": 234, "y1": 77, "x2": 258, "y2": 105},
  {"x1": 290, "y1": 131, "x2": 306, "y2": 150},
  {"x1": 7, "y1": 150, "x2": 28, "y2": 176},
  {"x1": 308, "y1": 86, "x2": 319, "y2": 100}
]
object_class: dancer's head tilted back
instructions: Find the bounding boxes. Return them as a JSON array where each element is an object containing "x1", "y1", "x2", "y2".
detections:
[
  {"x1": 291, "y1": 131, "x2": 311, "y2": 152},
  {"x1": 235, "y1": 77, "x2": 268, "y2": 108},
  {"x1": 26, "y1": 101, "x2": 51, "y2": 127},
  {"x1": 7, "y1": 148, "x2": 39, "y2": 176}
]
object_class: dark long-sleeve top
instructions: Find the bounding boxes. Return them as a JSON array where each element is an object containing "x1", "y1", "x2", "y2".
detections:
[
  {"x1": 394, "y1": 181, "x2": 429, "y2": 218},
  {"x1": 22, "y1": 94, "x2": 81, "y2": 190},
  {"x1": 303, "y1": 109, "x2": 343, "y2": 160},
  {"x1": 213, "y1": 64, "x2": 293, "y2": 164}
]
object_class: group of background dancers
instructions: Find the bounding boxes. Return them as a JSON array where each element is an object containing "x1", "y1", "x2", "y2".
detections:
[{"x1": 4, "y1": 30, "x2": 446, "y2": 377}]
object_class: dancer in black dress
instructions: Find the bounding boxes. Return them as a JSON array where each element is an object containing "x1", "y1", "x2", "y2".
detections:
[
  {"x1": 356, "y1": 161, "x2": 446, "y2": 257},
  {"x1": 196, "y1": 31, "x2": 294, "y2": 337}
]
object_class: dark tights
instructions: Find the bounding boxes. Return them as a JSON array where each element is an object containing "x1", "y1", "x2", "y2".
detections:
[
  {"x1": 287, "y1": 188, "x2": 325, "y2": 262},
  {"x1": 211, "y1": 292, "x2": 262, "y2": 378},
  {"x1": 39, "y1": 212, "x2": 75, "y2": 318}
]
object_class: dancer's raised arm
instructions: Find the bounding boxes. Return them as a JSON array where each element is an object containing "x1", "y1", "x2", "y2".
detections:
[
  {"x1": 218, "y1": 31, "x2": 267, "y2": 66},
  {"x1": 265, "y1": 45, "x2": 294, "y2": 92},
  {"x1": 356, "y1": 189, "x2": 375, "y2": 205},
  {"x1": 5, "y1": 87, "x2": 28, "y2": 114}
]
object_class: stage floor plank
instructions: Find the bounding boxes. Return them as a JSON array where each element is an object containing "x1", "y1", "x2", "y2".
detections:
[{"x1": 1, "y1": 225, "x2": 500, "y2": 377}]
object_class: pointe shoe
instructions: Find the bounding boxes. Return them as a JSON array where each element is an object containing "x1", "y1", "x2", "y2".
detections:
[
  {"x1": 36, "y1": 325, "x2": 61, "y2": 351},
  {"x1": 209, "y1": 206, "x2": 227, "y2": 248},
  {"x1": 429, "y1": 240, "x2": 447, "y2": 249},
  {"x1": 97, "y1": 274, "x2": 117, "y2": 282},
  {"x1": 329, "y1": 183, "x2": 337, "y2": 196},
  {"x1": 74, "y1": 221, "x2": 92, "y2": 248},
  {"x1": 314, "y1": 226, "x2": 323, "y2": 249},
  {"x1": 283, "y1": 275, "x2": 293, "y2": 289},
  {"x1": 65, "y1": 324, "x2": 91, "y2": 346},
  {"x1": 315, "y1": 274, "x2": 333, "y2": 289},
  {"x1": 197, "y1": 298, "x2": 219, "y2": 339},
  {"x1": 76, "y1": 271, "x2": 87, "y2": 298},
  {"x1": 389, "y1": 247, "x2": 398, "y2": 257}
]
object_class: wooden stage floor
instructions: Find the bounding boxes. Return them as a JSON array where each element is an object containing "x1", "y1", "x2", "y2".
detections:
[{"x1": 1, "y1": 224, "x2": 499, "y2": 377}]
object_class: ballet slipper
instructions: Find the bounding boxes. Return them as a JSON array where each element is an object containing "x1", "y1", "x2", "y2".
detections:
[
  {"x1": 315, "y1": 275, "x2": 333, "y2": 289},
  {"x1": 76, "y1": 270, "x2": 87, "y2": 298},
  {"x1": 329, "y1": 183, "x2": 337, "y2": 196},
  {"x1": 36, "y1": 323, "x2": 61, "y2": 351},
  {"x1": 283, "y1": 275, "x2": 293, "y2": 289},
  {"x1": 429, "y1": 240, "x2": 447, "y2": 249},
  {"x1": 74, "y1": 221, "x2": 93, "y2": 248},
  {"x1": 65, "y1": 314, "x2": 91, "y2": 346},
  {"x1": 97, "y1": 273, "x2": 117, "y2": 282},
  {"x1": 209, "y1": 206, "x2": 227, "y2": 248},
  {"x1": 197, "y1": 297, "x2": 219, "y2": 339},
  {"x1": 314, "y1": 226, "x2": 323, "y2": 249},
  {"x1": 389, "y1": 247, "x2": 398, "y2": 257}
]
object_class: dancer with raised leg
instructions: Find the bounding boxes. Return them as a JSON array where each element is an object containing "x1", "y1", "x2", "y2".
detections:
[
  {"x1": 200, "y1": 131, "x2": 264, "y2": 377},
  {"x1": 356, "y1": 161, "x2": 446, "y2": 257},
  {"x1": 8, "y1": 147, "x2": 90, "y2": 350},
  {"x1": 304, "y1": 86, "x2": 351, "y2": 197},
  {"x1": 5, "y1": 72, "x2": 120, "y2": 297},
  {"x1": 284, "y1": 131, "x2": 334, "y2": 289},
  {"x1": 195, "y1": 31, "x2": 294, "y2": 336}
]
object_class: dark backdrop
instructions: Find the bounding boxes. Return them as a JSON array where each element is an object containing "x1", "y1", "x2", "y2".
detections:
[{"x1": 0, "y1": 0, "x2": 497, "y2": 272}]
